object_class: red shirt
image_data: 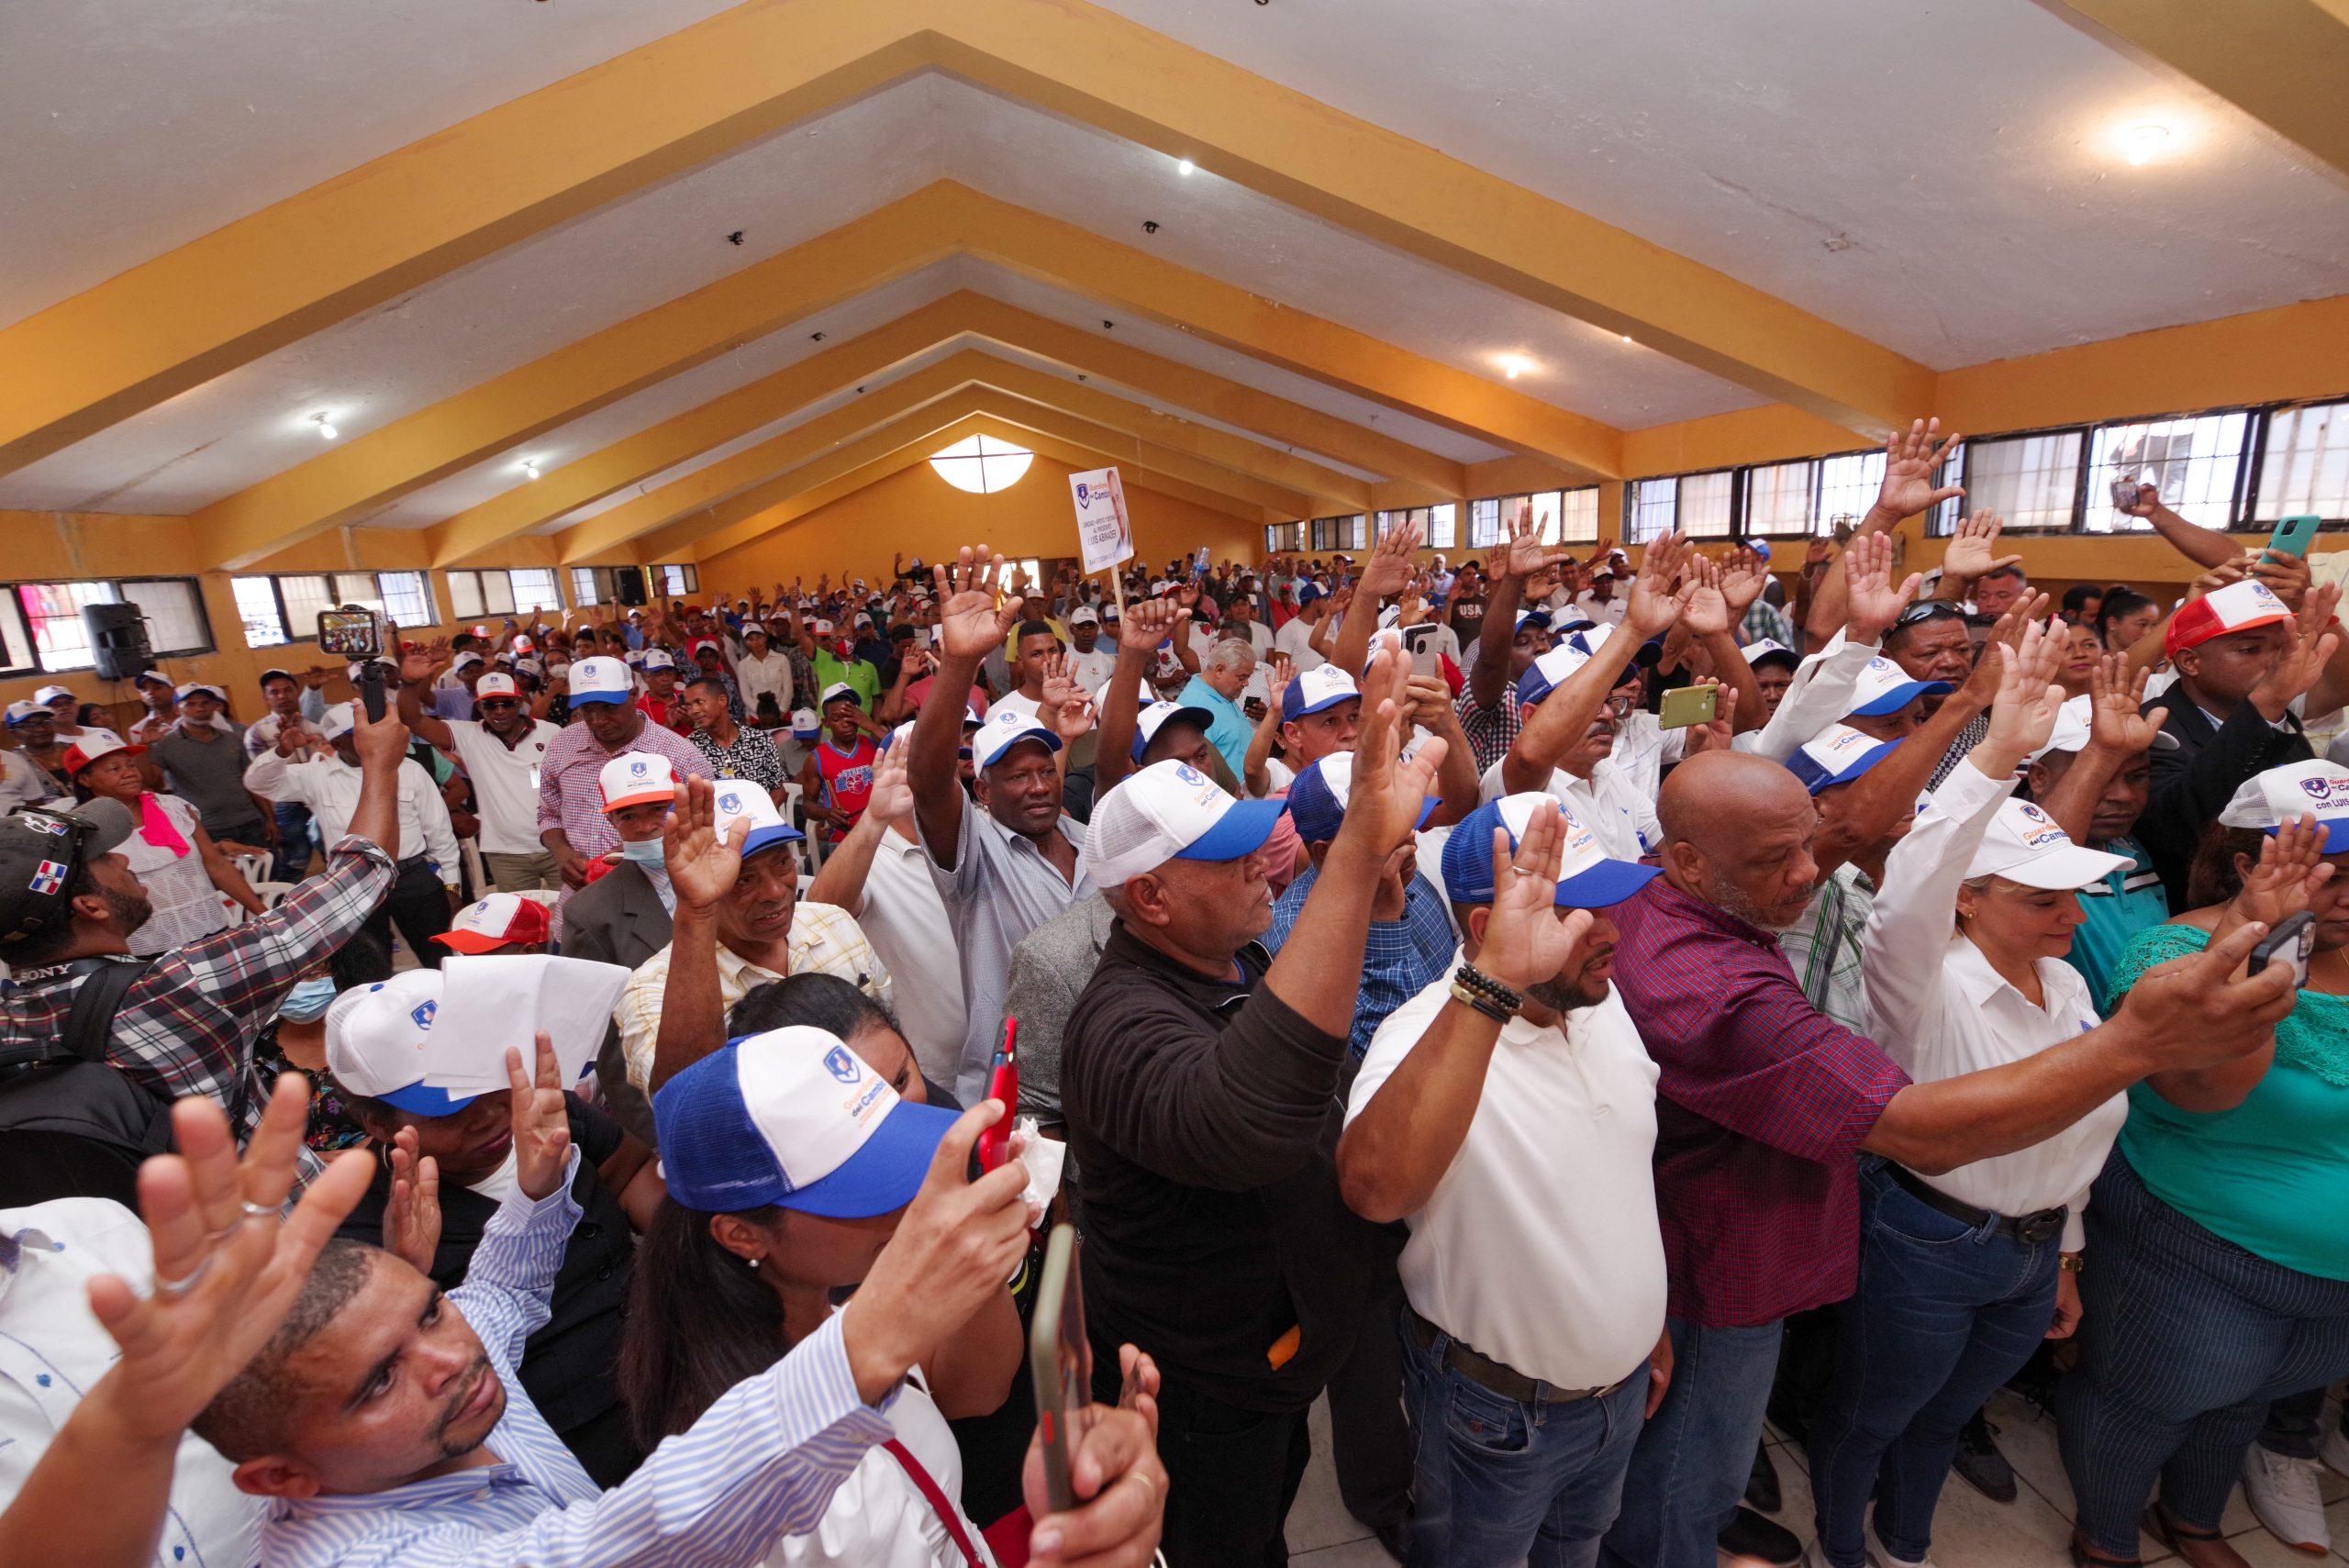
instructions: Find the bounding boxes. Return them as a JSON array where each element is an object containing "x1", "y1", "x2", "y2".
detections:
[
  {"x1": 636, "y1": 693, "x2": 688, "y2": 734},
  {"x1": 812, "y1": 736, "x2": 880, "y2": 841},
  {"x1": 1609, "y1": 879, "x2": 1909, "y2": 1328}
]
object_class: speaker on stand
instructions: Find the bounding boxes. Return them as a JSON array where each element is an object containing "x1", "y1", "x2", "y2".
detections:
[
  {"x1": 83, "y1": 602, "x2": 154, "y2": 684},
  {"x1": 613, "y1": 566, "x2": 648, "y2": 607}
]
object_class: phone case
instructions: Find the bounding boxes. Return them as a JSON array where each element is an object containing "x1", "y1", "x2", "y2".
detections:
[{"x1": 1029, "y1": 1225, "x2": 1085, "y2": 1513}]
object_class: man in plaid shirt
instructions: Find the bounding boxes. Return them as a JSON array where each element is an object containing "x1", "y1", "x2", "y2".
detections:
[{"x1": 0, "y1": 700, "x2": 410, "y2": 1202}]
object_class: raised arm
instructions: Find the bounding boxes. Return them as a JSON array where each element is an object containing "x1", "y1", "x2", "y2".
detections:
[
  {"x1": 2035, "y1": 656, "x2": 2160, "y2": 847},
  {"x1": 1330, "y1": 517, "x2": 1423, "y2": 680},
  {"x1": 646, "y1": 778, "x2": 751, "y2": 1095},
  {"x1": 1679, "y1": 554, "x2": 1766, "y2": 731},
  {"x1": 1501, "y1": 533, "x2": 1693, "y2": 794},
  {"x1": 1096, "y1": 597, "x2": 1185, "y2": 795},
  {"x1": 806, "y1": 745, "x2": 908, "y2": 916},
  {"x1": 1930, "y1": 511, "x2": 2023, "y2": 606},
  {"x1": 393, "y1": 639, "x2": 459, "y2": 750},
  {"x1": 2118, "y1": 482, "x2": 2243, "y2": 571},
  {"x1": 1811, "y1": 609, "x2": 1998, "y2": 877},
  {"x1": 1807, "y1": 418, "x2": 1962, "y2": 650},
  {"x1": 1473, "y1": 503, "x2": 1564, "y2": 710},
  {"x1": 908, "y1": 548, "x2": 1018, "y2": 871}
]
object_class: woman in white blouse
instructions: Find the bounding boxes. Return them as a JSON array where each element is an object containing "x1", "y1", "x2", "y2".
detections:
[
  {"x1": 1805, "y1": 623, "x2": 2133, "y2": 1568},
  {"x1": 67, "y1": 732, "x2": 265, "y2": 955}
]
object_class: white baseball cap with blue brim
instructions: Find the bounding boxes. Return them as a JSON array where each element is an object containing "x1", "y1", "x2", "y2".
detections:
[
  {"x1": 640, "y1": 648, "x2": 676, "y2": 672},
  {"x1": 1846, "y1": 655, "x2": 1952, "y2": 718},
  {"x1": 971, "y1": 706, "x2": 1062, "y2": 769},
  {"x1": 710, "y1": 779, "x2": 805, "y2": 860},
  {"x1": 1966, "y1": 799, "x2": 2132, "y2": 889},
  {"x1": 1439, "y1": 793, "x2": 1660, "y2": 909},
  {"x1": 1742, "y1": 639, "x2": 1802, "y2": 671},
  {"x1": 1787, "y1": 723, "x2": 1900, "y2": 795},
  {"x1": 1282, "y1": 664, "x2": 1359, "y2": 721},
  {"x1": 2028, "y1": 694, "x2": 2179, "y2": 764},
  {"x1": 653, "y1": 1026, "x2": 959, "y2": 1218},
  {"x1": 1286, "y1": 751, "x2": 1434, "y2": 846},
  {"x1": 1085, "y1": 759, "x2": 1287, "y2": 885},
  {"x1": 567, "y1": 655, "x2": 635, "y2": 706},
  {"x1": 1132, "y1": 701, "x2": 1217, "y2": 762},
  {"x1": 325, "y1": 970, "x2": 479, "y2": 1116},
  {"x1": 1515, "y1": 639, "x2": 1637, "y2": 709},
  {"x1": 2218, "y1": 759, "x2": 2349, "y2": 847}
]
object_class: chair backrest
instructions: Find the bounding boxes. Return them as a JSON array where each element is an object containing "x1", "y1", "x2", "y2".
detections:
[{"x1": 246, "y1": 881, "x2": 296, "y2": 910}]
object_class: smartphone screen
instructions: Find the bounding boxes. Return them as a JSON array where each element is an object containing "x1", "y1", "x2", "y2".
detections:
[
  {"x1": 1657, "y1": 683, "x2": 1719, "y2": 730},
  {"x1": 1028, "y1": 1225, "x2": 1094, "y2": 1513}
]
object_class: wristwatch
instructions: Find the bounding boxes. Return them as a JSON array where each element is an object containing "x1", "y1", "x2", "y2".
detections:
[{"x1": 2057, "y1": 1254, "x2": 2084, "y2": 1274}]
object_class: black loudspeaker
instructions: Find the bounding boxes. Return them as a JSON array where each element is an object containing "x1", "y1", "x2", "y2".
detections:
[
  {"x1": 613, "y1": 566, "x2": 648, "y2": 606},
  {"x1": 83, "y1": 602, "x2": 153, "y2": 683}
]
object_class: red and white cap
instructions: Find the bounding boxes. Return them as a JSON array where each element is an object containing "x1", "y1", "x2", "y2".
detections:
[
  {"x1": 61, "y1": 733, "x2": 146, "y2": 776},
  {"x1": 431, "y1": 893, "x2": 551, "y2": 954},
  {"x1": 598, "y1": 751, "x2": 680, "y2": 812},
  {"x1": 2165, "y1": 579, "x2": 2291, "y2": 656},
  {"x1": 474, "y1": 672, "x2": 521, "y2": 699}
]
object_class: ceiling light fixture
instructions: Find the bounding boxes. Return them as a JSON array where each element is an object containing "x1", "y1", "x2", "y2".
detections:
[
  {"x1": 1496, "y1": 353, "x2": 1535, "y2": 381},
  {"x1": 1176, "y1": 159, "x2": 1196, "y2": 176},
  {"x1": 311, "y1": 412, "x2": 338, "y2": 440},
  {"x1": 520, "y1": 459, "x2": 540, "y2": 480},
  {"x1": 2125, "y1": 123, "x2": 2171, "y2": 166}
]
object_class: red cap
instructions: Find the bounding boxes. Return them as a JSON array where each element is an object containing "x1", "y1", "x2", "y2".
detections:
[
  {"x1": 2165, "y1": 579, "x2": 2291, "y2": 657},
  {"x1": 430, "y1": 893, "x2": 552, "y2": 953}
]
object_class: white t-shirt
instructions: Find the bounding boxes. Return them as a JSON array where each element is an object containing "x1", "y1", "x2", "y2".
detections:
[
  {"x1": 1574, "y1": 590, "x2": 1629, "y2": 627},
  {"x1": 1347, "y1": 973, "x2": 1666, "y2": 1389},
  {"x1": 442, "y1": 718, "x2": 563, "y2": 855},
  {"x1": 1064, "y1": 646, "x2": 1119, "y2": 697},
  {"x1": 766, "y1": 1366, "x2": 992, "y2": 1568},
  {"x1": 1272, "y1": 614, "x2": 1327, "y2": 673},
  {"x1": 852, "y1": 828, "x2": 972, "y2": 1086},
  {"x1": 736, "y1": 650, "x2": 796, "y2": 721},
  {"x1": 992, "y1": 690, "x2": 1043, "y2": 721},
  {"x1": 1477, "y1": 756, "x2": 1658, "y2": 861}
]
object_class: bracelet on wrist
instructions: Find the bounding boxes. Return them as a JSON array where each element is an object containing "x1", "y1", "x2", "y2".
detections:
[
  {"x1": 1451, "y1": 961, "x2": 1522, "y2": 1017},
  {"x1": 1448, "y1": 980, "x2": 1513, "y2": 1024}
]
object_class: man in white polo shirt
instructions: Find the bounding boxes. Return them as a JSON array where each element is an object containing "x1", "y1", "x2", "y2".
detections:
[
  {"x1": 397, "y1": 648, "x2": 565, "y2": 893},
  {"x1": 1340, "y1": 792, "x2": 1672, "y2": 1568}
]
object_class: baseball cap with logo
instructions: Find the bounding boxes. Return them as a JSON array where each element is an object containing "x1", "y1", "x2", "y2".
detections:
[
  {"x1": 1786, "y1": 724, "x2": 1900, "y2": 795},
  {"x1": 61, "y1": 734, "x2": 146, "y2": 777},
  {"x1": 640, "y1": 649, "x2": 677, "y2": 673},
  {"x1": 1845, "y1": 655, "x2": 1953, "y2": 718},
  {"x1": 818, "y1": 682, "x2": 862, "y2": 710},
  {"x1": 598, "y1": 751, "x2": 679, "y2": 812},
  {"x1": 0, "y1": 799, "x2": 137, "y2": 949},
  {"x1": 971, "y1": 706, "x2": 1062, "y2": 770},
  {"x1": 432, "y1": 893, "x2": 552, "y2": 954},
  {"x1": 4, "y1": 701, "x2": 48, "y2": 728},
  {"x1": 653, "y1": 1027, "x2": 959, "y2": 1217},
  {"x1": 790, "y1": 706, "x2": 820, "y2": 740},
  {"x1": 1515, "y1": 641, "x2": 1636, "y2": 710},
  {"x1": 1742, "y1": 639, "x2": 1802, "y2": 673},
  {"x1": 1067, "y1": 606, "x2": 1101, "y2": 628},
  {"x1": 1287, "y1": 751, "x2": 1436, "y2": 845},
  {"x1": 1085, "y1": 760, "x2": 1288, "y2": 886},
  {"x1": 2167, "y1": 579, "x2": 2292, "y2": 658},
  {"x1": 1131, "y1": 700, "x2": 1218, "y2": 762},
  {"x1": 1440, "y1": 792, "x2": 1660, "y2": 909},
  {"x1": 1282, "y1": 664, "x2": 1361, "y2": 722},
  {"x1": 173, "y1": 683, "x2": 228, "y2": 705},
  {"x1": 2217, "y1": 759, "x2": 2349, "y2": 844},
  {"x1": 31, "y1": 684, "x2": 73, "y2": 706},
  {"x1": 710, "y1": 780, "x2": 805, "y2": 860},
  {"x1": 2028, "y1": 694, "x2": 2180, "y2": 763},
  {"x1": 324, "y1": 970, "x2": 480, "y2": 1115},
  {"x1": 567, "y1": 656, "x2": 634, "y2": 706},
  {"x1": 474, "y1": 672, "x2": 521, "y2": 700},
  {"x1": 1965, "y1": 799, "x2": 2132, "y2": 889},
  {"x1": 317, "y1": 704, "x2": 358, "y2": 741}
]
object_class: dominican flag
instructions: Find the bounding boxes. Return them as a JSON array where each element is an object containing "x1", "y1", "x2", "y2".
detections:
[{"x1": 28, "y1": 860, "x2": 68, "y2": 895}]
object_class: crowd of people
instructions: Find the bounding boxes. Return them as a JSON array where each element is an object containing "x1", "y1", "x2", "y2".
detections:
[{"x1": 2, "y1": 417, "x2": 2347, "y2": 1568}]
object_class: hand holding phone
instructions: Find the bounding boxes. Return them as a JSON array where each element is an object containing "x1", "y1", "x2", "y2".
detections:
[
  {"x1": 2248, "y1": 911, "x2": 2315, "y2": 987},
  {"x1": 1402, "y1": 623, "x2": 1439, "y2": 683},
  {"x1": 1029, "y1": 1224, "x2": 1094, "y2": 1513},
  {"x1": 1657, "y1": 683, "x2": 1719, "y2": 730},
  {"x1": 2266, "y1": 514, "x2": 2322, "y2": 560},
  {"x1": 976, "y1": 1018, "x2": 1019, "y2": 1172}
]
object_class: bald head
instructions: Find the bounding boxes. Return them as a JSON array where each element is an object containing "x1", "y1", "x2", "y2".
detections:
[{"x1": 1656, "y1": 751, "x2": 1820, "y2": 931}]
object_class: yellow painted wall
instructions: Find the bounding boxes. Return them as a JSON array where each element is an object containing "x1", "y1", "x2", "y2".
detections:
[{"x1": 698, "y1": 454, "x2": 1264, "y2": 595}]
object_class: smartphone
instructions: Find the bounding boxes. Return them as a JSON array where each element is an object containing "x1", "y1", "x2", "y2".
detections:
[
  {"x1": 1029, "y1": 1224, "x2": 1094, "y2": 1514},
  {"x1": 2248, "y1": 911, "x2": 2315, "y2": 987},
  {"x1": 1402, "y1": 623, "x2": 1439, "y2": 682},
  {"x1": 2266, "y1": 514, "x2": 2322, "y2": 560},
  {"x1": 316, "y1": 609, "x2": 387, "y2": 722},
  {"x1": 2109, "y1": 474, "x2": 2144, "y2": 510},
  {"x1": 975, "y1": 1018, "x2": 1019, "y2": 1172},
  {"x1": 1657, "y1": 683, "x2": 1719, "y2": 730}
]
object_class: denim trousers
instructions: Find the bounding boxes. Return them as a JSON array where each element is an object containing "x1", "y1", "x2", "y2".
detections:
[
  {"x1": 2056, "y1": 1151, "x2": 2349, "y2": 1559},
  {"x1": 269, "y1": 798, "x2": 315, "y2": 882},
  {"x1": 1401, "y1": 1308, "x2": 1649, "y2": 1568},
  {"x1": 1599, "y1": 1315, "x2": 1784, "y2": 1568},
  {"x1": 1808, "y1": 1161, "x2": 2061, "y2": 1567}
]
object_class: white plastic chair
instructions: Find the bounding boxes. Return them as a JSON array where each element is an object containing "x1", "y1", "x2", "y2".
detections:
[
  {"x1": 230, "y1": 851, "x2": 271, "y2": 887},
  {"x1": 247, "y1": 880, "x2": 295, "y2": 911}
]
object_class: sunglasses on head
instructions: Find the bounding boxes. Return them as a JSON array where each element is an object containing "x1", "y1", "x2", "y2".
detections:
[{"x1": 1893, "y1": 601, "x2": 1965, "y2": 628}]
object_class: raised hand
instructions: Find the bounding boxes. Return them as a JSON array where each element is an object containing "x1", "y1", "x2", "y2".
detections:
[
  {"x1": 865, "y1": 740, "x2": 915, "y2": 826},
  {"x1": 1626, "y1": 533, "x2": 1698, "y2": 639},
  {"x1": 2225, "y1": 817, "x2": 2335, "y2": 934},
  {"x1": 1358, "y1": 515, "x2": 1424, "y2": 601},
  {"x1": 1260, "y1": 653, "x2": 1296, "y2": 722},
  {"x1": 81, "y1": 1079, "x2": 374, "y2": 1443},
  {"x1": 1041, "y1": 657, "x2": 1097, "y2": 741},
  {"x1": 1940, "y1": 511, "x2": 2023, "y2": 585},
  {"x1": 1718, "y1": 547, "x2": 1770, "y2": 617},
  {"x1": 396, "y1": 636, "x2": 451, "y2": 686},
  {"x1": 2119, "y1": 918, "x2": 2299, "y2": 1072},
  {"x1": 662, "y1": 774, "x2": 750, "y2": 911},
  {"x1": 1502, "y1": 500, "x2": 1570, "y2": 583},
  {"x1": 1678, "y1": 555, "x2": 1732, "y2": 638},
  {"x1": 1869, "y1": 417, "x2": 1964, "y2": 523},
  {"x1": 1976, "y1": 621, "x2": 2067, "y2": 773},
  {"x1": 2086, "y1": 655, "x2": 2163, "y2": 755},
  {"x1": 1472, "y1": 799, "x2": 1596, "y2": 992},
  {"x1": 2185, "y1": 557, "x2": 2251, "y2": 602},
  {"x1": 2250, "y1": 548, "x2": 2313, "y2": 613},
  {"x1": 505, "y1": 1034, "x2": 573, "y2": 1203},
  {"x1": 1337, "y1": 645, "x2": 1448, "y2": 858},
  {"x1": 1117, "y1": 596, "x2": 1182, "y2": 655},
  {"x1": 1842, "y1": 531, "x2": 1925, "y2": 644},
  {"x1": 2251, "y1": 581, "x2": 2343, "y2": 719},
  {"x1": 383, "y1": 1127, "x2": 441, "y2": 1275},
  {"x1": 930, "y1": 548, "x2": 1019, "y2": 662}
]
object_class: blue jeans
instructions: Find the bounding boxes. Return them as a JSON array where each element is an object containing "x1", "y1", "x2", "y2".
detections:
[
  {"x1": 270, "y1": 799, "x2": 314, "y2": 882},
  {"x1": 1808, "y1": 1161, "x2": 2061, "y2": 1567},
  {"x1": 1403, "y1": 1310, "x2": 1648, "y2": 1568},
  {"x1": 2057, "y1": 1151, "x2": 2349, "y2": 1559},
  {"x1": 1599, "y1": 1316, "x2": 1783, "y2": 1568}
]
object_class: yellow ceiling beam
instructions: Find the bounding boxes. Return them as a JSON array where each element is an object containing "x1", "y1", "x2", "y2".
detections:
[
  {"x1": 6, "y1": 0, "x2": 1922, "y2": 484},
  {"x1": 955, "y1": 393, "x2": 1314, "y2": 516},
  {"x1": 2037, "y1": 0, "x2": 2349, "y2": 183}
]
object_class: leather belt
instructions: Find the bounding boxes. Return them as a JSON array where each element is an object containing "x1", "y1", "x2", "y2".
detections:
[
  {"x1": 1408, "y1": 1309, "x2": 1624, "y2": 1406},
  {"x1": 1886, "y1": 1162, "x2": 2065, "y2": 1246}
]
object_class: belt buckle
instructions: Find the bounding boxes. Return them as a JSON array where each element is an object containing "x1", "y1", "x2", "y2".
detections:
[{"x1": 2017, "y1": 1209, "x2": 2064, "y2": 1246}]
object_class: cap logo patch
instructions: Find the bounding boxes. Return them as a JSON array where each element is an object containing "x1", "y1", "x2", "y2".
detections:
[
  {"x1": 409, "y1": 1000, "x2": 438, "y2": 1030},
  {"x1": 717, "y1": 789, "x2": 744, "y2": 814},
  {"x1": 2248, "y1": 583, "x2": 2284, "y2": 610},
  {"x1": 1173, "y1": 762, "x2": 1207, "y2": 786},
  {"x1": 28, "y1": 861, "x2": 66, "y2": 895},
  {"x1": 2299, "y1": 775, "x2": 2349, "y2": 803},
  {"x1": 823, "y1": 1045, "x2": 862, "y2": 1084}
]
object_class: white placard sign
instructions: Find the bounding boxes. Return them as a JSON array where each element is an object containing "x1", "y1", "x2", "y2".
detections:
[
  {"x1": 1071, "y1": 466, "x2": 1133, "y2": 575},
  {"x1": 417, "y1": 954, "x2": 633, "y2": 1097}
]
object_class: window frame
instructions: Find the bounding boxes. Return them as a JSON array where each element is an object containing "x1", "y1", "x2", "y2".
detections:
[{"x1": 0, "y1": 575, "x2": 217, "y2": 676}]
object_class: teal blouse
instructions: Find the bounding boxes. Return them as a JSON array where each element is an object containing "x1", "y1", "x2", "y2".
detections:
[{"x1": 2108, "y1": 924, "x2": 2349, "y2": 1281}]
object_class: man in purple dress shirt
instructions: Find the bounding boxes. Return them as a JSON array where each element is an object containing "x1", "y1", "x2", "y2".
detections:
[{"x1": 1598, "y1": 751, "x2": 2299, "y2": 1568}]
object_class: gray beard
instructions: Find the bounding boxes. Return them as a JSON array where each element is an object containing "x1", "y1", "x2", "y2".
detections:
[{"x1": 1708, "y1": 875, "x2": 1812, "y2": 933}]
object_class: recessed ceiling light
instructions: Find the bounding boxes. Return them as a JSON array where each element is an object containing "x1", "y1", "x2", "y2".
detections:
[
  {"x1": 1496, "y1": 353, "x2": 1535, "y2": 381},
  {"x1": 1620, "y1": 334, "x2": 1634, "y2": 344},
  {"x1": 2125, "y1": 123, "x2": 2171, "y2": 166},
  {"x1": 519, "y1": 459, "x2": 540, "y2": 480},
  {"x1": 310, "y1": 412, "x2": 338, "y2": 440},
  {"x1": 1176, "y1": 159, "x2": 1196, "y2": 176}
]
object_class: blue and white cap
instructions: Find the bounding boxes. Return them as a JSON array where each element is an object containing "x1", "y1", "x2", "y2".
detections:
[
  {"x1": 1845, "y1": 655, "x2": 1951, "y2": 718},
  {"x1": 1133, "y1": 700, "x2": 1216, "y2": 762},
  {"x1": 324, "y1": 970, "x2": 479, "y2": 1116},
  {"x1": 653, "y1": 1027, "x2": 959, "y2": 1218},
  {"x1": 640, "y1": 648, "x2": 676, "y2": 672},
  {"x1": 1282, "y1": 663, "x2": 1359, "y2": 721},
  {"x1": 1515, "y1": 639, "x2": 1635, "y2": 709},
  {"x1": 2218, "y1": 759, "x2": 2349, "y2": 847},
  {"x1": 1085, "y1": 759, "x2": 1287, "y2": 886},
  {"x1": 1742, "y1": 639, "x2": 1801, "y2": 671},
  {"x1": 1440, "y1": 793, "x2": 1660, "y2": 910},
  {"x1": 1286, "y1": 751, "x2": 1435, "y2": 846},
  {"x1": 1967, "y1": 799, "x2": 2132, "y2": 889},
  {"x1": 710, "y1": 779, "x2": 805, "y2": 860},
  {"x1": 1786, "y1": 723, "x2": 1899, "y2": 795},
  {"x1": 567, "y1": 655, "x2": 634, "y2": 706},
  {"x1": 971, "y1": 706, "x2": 1062, "y2": 769}
]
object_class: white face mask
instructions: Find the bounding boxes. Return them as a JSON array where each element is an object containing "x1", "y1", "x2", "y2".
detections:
[{"x1": 619, "y1": 837, "x2": 666, "y2": 866}]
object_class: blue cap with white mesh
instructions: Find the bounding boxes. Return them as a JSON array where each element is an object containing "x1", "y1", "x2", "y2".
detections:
[
  {"x1": 1785, "y1": 723, "x2": 1899, "y2": 796},
  {"x1": 1440, "y1": 793, "x2": 1659, "y2": 910},
  {"x1": 1282, "y1": 664, "x2": 1359, "y2": 721},
  {"x1": 1286, "y1": 751, "x2": 1435, "y2": 846},
  {"x1": 653, "y1": 1027, "x2": 958, "y2": 1217}
]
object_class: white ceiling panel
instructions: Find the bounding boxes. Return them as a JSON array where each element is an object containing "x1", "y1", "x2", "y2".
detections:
[
  {"x1": 1090, "y1": 0, "x2": 2349, "y2": 368},
  {"x1": 0, "y1": 0, "x2": 740, "y2": 327}
]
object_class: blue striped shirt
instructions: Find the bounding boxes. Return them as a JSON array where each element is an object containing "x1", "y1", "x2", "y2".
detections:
[
  {"x1": 1267, "y1": 865, "x2": 1458, "y2": 1060},
  {"x1": 260, "y1": 1163, "x2": 894, "y2": 1567}
]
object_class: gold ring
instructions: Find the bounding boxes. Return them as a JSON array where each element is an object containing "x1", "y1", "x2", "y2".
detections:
[{"x1": 1120, "y1": 1469, "x2": 1160, "y2": 1504}]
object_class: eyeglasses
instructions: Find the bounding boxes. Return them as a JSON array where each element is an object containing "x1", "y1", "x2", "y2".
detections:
[
  {"x1": 1602, "y1": 695, "x2": 1636, "y2": 717},
  {"x1": 1893, "y1": 601, "x2": 1964, "y2": 628}
]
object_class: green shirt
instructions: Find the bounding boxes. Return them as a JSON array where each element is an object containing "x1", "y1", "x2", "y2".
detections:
[
  {"x1": 2063, "y1": 835, "x2": 2169, "y2": 1006},
  {"x1": 811, "y1": 648, "x2": 881, "y2": 709},
  {"x1": 2109, "y1": 924, "x2": 2349, "y2": 1280}
]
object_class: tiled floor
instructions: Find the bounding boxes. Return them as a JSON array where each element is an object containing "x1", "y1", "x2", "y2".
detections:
[{"x1": 1282, "y1": 1391, "x2": 2349, "y2": 1567}]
